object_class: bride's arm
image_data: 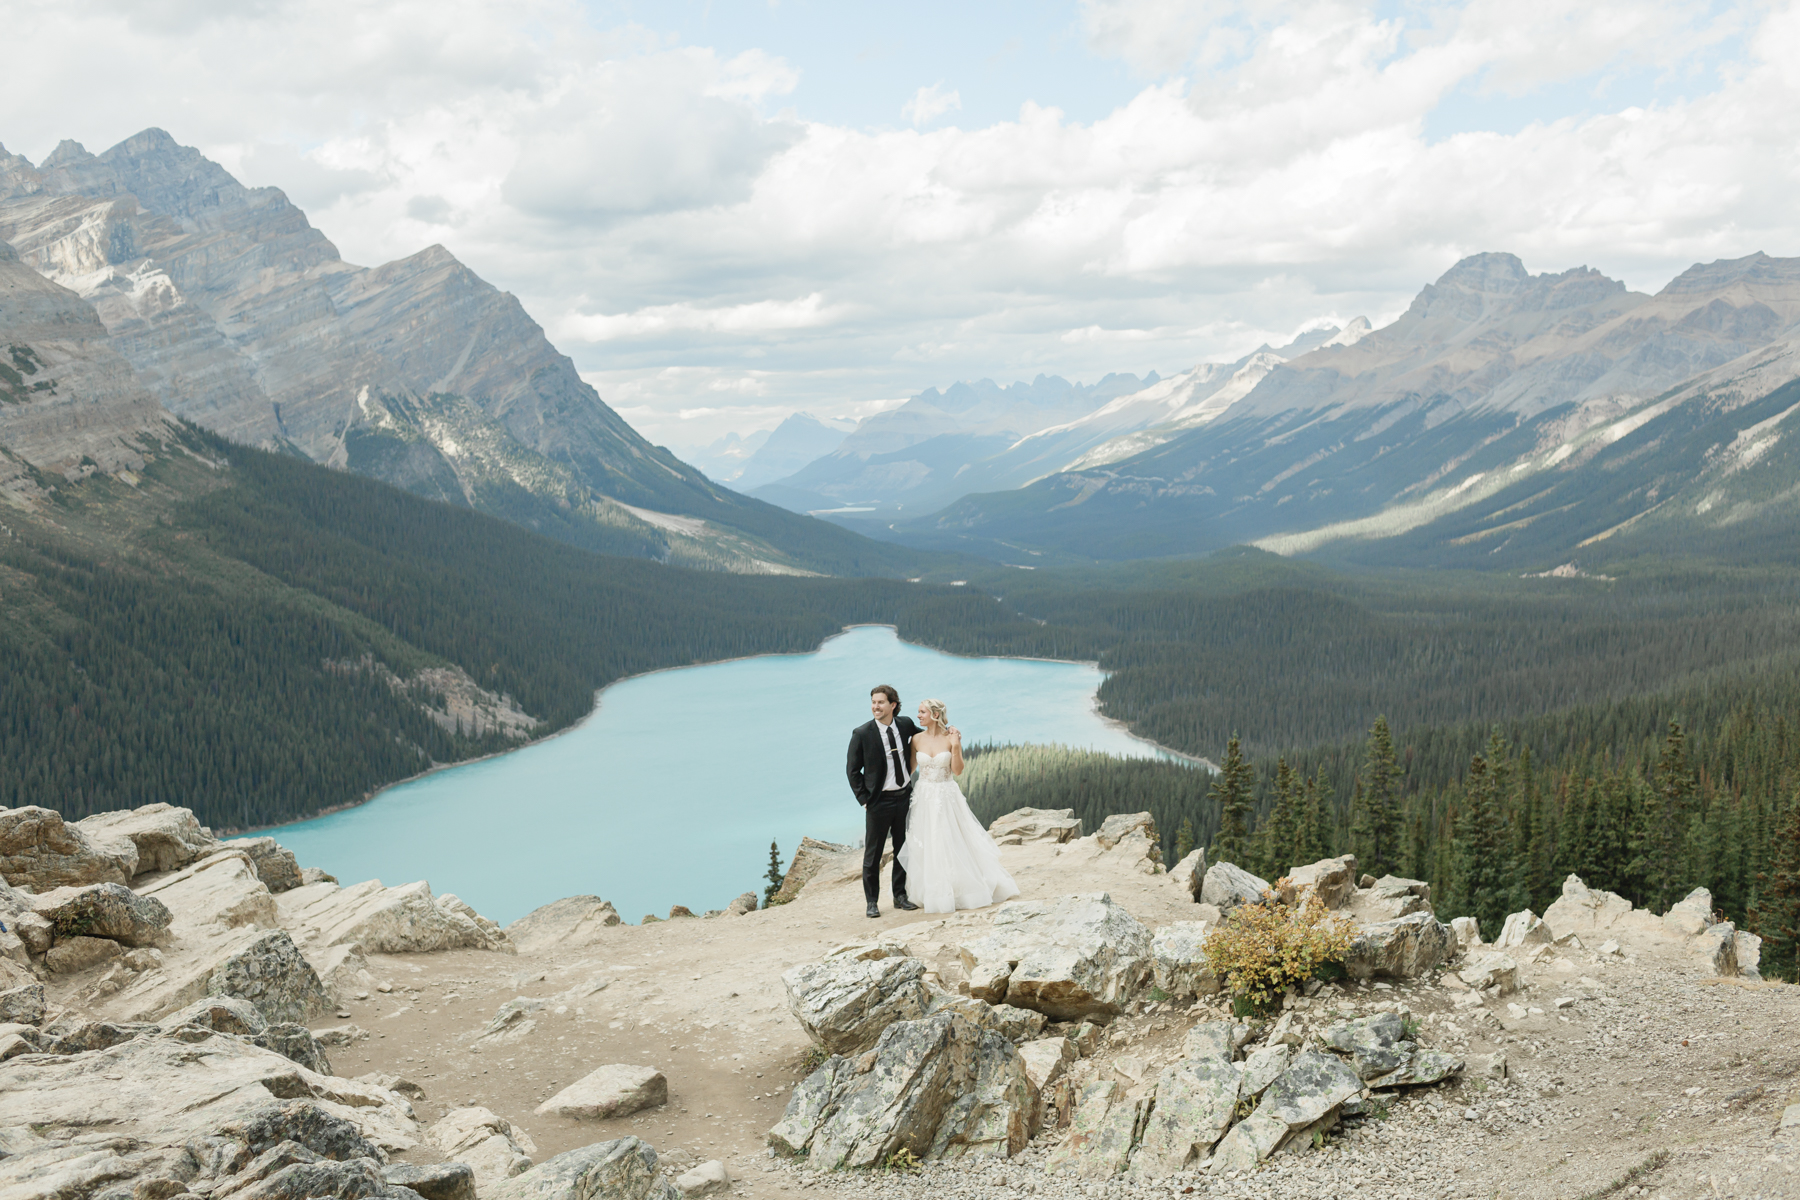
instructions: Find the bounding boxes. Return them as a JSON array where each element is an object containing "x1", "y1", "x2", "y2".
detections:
[{"x1": 949, "y1": 726, "x2": 965, "y2": 776}]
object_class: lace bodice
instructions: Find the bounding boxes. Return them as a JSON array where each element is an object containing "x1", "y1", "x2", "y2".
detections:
[{"x1": 915, "y1": 750, "x2": 955, "y2": 784}]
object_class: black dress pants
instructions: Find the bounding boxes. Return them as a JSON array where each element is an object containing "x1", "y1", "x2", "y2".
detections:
[{"x1": 863, "y1": 789, "x2": 911, "y2": 904}]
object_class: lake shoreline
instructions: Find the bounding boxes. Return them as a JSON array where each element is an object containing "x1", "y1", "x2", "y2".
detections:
[{"x1": 230, "y1": 623, "x2": 1174, "y2": 839}]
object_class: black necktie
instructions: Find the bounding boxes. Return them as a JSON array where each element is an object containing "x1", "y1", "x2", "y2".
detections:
[{"x1": 885, "y1": 724, "x2": 908, "y2": 790}]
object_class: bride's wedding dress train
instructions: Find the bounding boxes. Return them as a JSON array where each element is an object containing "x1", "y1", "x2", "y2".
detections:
[{"x1": 898, "y1": 750, "x2": 1020, "y2": 913}]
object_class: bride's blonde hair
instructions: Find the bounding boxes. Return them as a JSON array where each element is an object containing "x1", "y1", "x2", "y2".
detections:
[{"x1": 921, "y1": 698, "x2": 949, "y2": 730}]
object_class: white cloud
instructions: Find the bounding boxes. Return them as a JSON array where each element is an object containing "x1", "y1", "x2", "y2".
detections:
[
  {"x1": 903, "y1": 83, "x2": 963, "y2": 127},
  {"x1": 558, "y1": 294, "x2": 848, "y2": 341}
]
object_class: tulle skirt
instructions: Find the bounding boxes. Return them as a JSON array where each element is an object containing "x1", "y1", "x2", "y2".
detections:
[{"x1": 898, "y1": 776, "x2": 1021, "y2": 913}]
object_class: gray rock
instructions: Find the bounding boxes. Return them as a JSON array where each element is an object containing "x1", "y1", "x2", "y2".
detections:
[
  {"x1": 301, "y1": 867, "x2": 338, "y2": 886},
  {"x1": 769, "y1": 837, "x2": 857, "y2": 905},
  {"x1": 44, "y1": 934, "x2": 122, "y2": 974},
  {"x1": 1275, "y1": 855, "x2": 1357, "y2": 910},
  {"x1": 1200, "y1": 862, "x2": 1270, "y2": 912},
  {"x1": 674, "y1": 1160, "x2": 731, "y2": 1197},
  {"x1": 1735, "y1": 929, "x2": 1763, "y2": 981},
  {"x1": 1493, "y1": 909, "x2": 1552, "y2": 949},
  {"x1": 535, "y1": 1065, "x2": 667, "y2": 1120},
  {"x1": 1457, "y1": 951, "x2": 1520, "y2": 994},
  {"x1": 987, "y1": 808, "x2": 1083, "y2": 845},
  {"x1": 225, "y1": 1097, "x2": 386, "y2": 1161},
  {"x1": 955, "y1": 893, "x2": 1153, "y2": 1020},
  {"x1": 236, "y1": 837, "x2": 305, "y2": 894},
  {"x1": 1017, "y1": 1037, "x2": 1076, "y2": 1131},
  {"x1": 1042, "y1": 1079, "x2": 1141, "y2": 1179},
  {"x1": 1343, "y1": 912, "x2": 1457, "y2": 979},
  {"x1": 1357, "y1": 875, "x2": 1434, "y2": 920},
  {"x1": 924, "y1": 990, "x2": 1048, "y2": 1042},
  {"x1": 207, "y1": 929, "x2": 334, "y2": 1025},
  {"x1": 30, "y1": 882, "x2": 173, "y2": 947},
  {"x1": 1239, "y1": 1043, "x2": 1293, "y2": 1097},
  {"x1": 75, "y1": 804, "x2": 220, "y2": 876},
  {"x1": 0, "y1": 982, "x2": 45, "y2": 1026},
  {"x1": 41, "y1": 1019, "x2": 160, "y2": 1053},
  {"x1": 1150, "y1": 921, "x2": 1219, "y2": 998},
  {"x1": 253, "y1": 1023, "x2": 334, "y2": 1075},
  {"x1": 1320, "y1": 1012, "x2": 1459, "y2": 1085},
  {"x1": 1542, "y1": 873, "x2": 1642, "y2": 941},
  {"x1": 1209, "y1": 1050, "x2": 1363, "y2": 1171},
  {"x1": 427, "y1": 1107, "x2": 537, "y2": 1195},
  {"x1": 1663, "y1": 887, "x2": 1714, "y2": 936},
  {"x1": 1700, "y1": 922, "x2": 1741, "y2": 976},
  {"x1": 505, "y1": 896, "x2": 625, "y2": 954},
  {"x1": 488, "y1": 1137, "x2": 677, "y2": 1200},
  {"x1": 1095, "y1": 813, "x2": 1157, "y2": 850},
  {"x1": 231, "y1": 1156, "x2": 405, "y2": 1199},
  {"x1": 727, "y1": 892, "x2": 759, "y2": 916},
  {"x1": 1181, "y1": 1020, "x2": 1246, "y2": 1062},
  {"x1": 1450, "y1": 916, "x2": 1482, "y2": 949},
  {"x1": 1128, "y1": 1055, "x2": 1242, "y2": 1180},
  {"x1": 12, "y1": 910, "x2": 53, "y2": 955},
  {"x1": 0, "y1": 805, "x2": 137, "y2": 889},
  {"x1": 783, "y1": 953, "x2": 930, "y2": 1055},
  {"x1": 278, "y1": 879, "x2": 502, "y2": 955},
  {"x1": 167, "y1": 994, "x2": 269, "y2": 1035},
  {"x1": 1168, "y1": 848, "x2": 1206, "y2": 901},
  {"x1": 767, "y1": 1011, "x2": 1032, "y2": 1169},
  {"x1": 385, "y1": 1162, "x2": 478, "y2": 1200}
]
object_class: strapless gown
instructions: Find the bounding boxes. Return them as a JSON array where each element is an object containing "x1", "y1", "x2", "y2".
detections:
[{"x1": 897, "y1": 751, "x2": 1020, "y2": 913}]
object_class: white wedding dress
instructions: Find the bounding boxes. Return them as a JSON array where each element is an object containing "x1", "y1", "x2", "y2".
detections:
[{"x1": 898, "y1": 750, "x2": 1020, "y2": 913}]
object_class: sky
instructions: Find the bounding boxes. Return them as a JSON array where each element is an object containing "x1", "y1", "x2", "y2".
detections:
[{"x1": 2, "y1": 0, "x2": 1794, "y2": 453}]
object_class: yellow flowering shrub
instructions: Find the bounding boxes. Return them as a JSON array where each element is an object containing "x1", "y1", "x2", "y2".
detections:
[{"x1": 1201, "y1": 892, "x2": 1353, "y2": 1009}]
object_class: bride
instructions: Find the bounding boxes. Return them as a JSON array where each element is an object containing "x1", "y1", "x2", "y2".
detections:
[{"x1": 897, "y1": 699, "x2": 1020, "y2": 913}]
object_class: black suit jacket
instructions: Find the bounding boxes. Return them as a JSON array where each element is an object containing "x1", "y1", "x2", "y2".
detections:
[{"x1": 847, "y1": 716, "x2": 921, "y2": 807}]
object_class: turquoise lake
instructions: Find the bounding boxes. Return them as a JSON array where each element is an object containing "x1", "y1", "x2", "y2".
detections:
[{"x1": 261, "y1": 625, "x2": 1171, "y2": 925}]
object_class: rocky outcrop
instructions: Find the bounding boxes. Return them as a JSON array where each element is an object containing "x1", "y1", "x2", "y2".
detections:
[
  {"x1": 1200, "y1": 862, "x2": 1269, "y2": 912},
  {"x1": 137, "y1": 847, "x2": 280, "y2": 931},
  {"x1": 1493, "y1": 909, "x2": 1552, "y2": 950},
  {"x1": 1458, "y1": 951, "x2": 1521, "y2": 994},
  {"x1": 74, "y1": 803, "x2": 220, "y2": 876},
  {"x1": 1663, "y1": 887, "x2": 1716, "y2": 937},
  {"x1": 505, "y1": 896, "x2": 623, "y2": 954},
  {"x1": 204, "y1": 929, "x2": 335, "y2": 1025},
  {"x1": 923, "y1": 991, "x2": 1049, "y2": 1043},
  {"x1": 278, "y1": 878, "x2": 507, "y2": 955},
  {"x1": 1276, "y1": 855, "x2": 1357, "y2": 910},
  {"x1": 488, "y1": 1137, "x2": 678, "y2": 1200},
  {"x1": 1168, "y1": 848, "x2": 1206, "y2": 901},
  {"x1": 771, "y1": 838, "x2": 856, "y2": 905},
  {"x1": 28, "y1": 881, "x2": 172, "y2": 946},
  {"x1": 1150, "y1": 921, "x2": 1219, "y2": 998},
  {"x1": 767, "y1": 1011, "x2": 1033, "y2": 1168},
  {"x1": 987, "y1": 808, "x2": 1083, "y2": 845},
  {"x1": 1209, "y1": 1051, "x2": 1365, "y2": 1172},
  {"x1": 235, "y1": 837, "x2": 305, "y2": 894},
  {"x1": 1126, "y1": 1055, "x2": 1242, "y2": 1180},
  {"x1": 1342, "y1": 912, "x2": 1457, "y2": 980},
  {"x1": 1044, "y1": 1080, "x2": 1138, "y2": 1178},
  {"x1": 954, "y1": 893, "x2": 1154, "y2": 1020},
  {"x1": 0, "y1": 805, "x2": 137, "y2": 889},
  {"x1": 1543, "y1": 874, "x2": 1660, "y2": 940},
  {"x1": 427, "y1": 1107, "x2": 538, "y2": 1195},
  {"x1": 1323, "y1": 1013, "x2": 1462, "y2": 1087},
  {"x1": 1350, "y1": 876, "x2": 1434, "y2": 921},
  {"x1": 535, "y1": 1065, "x2": 668, "y2": 1119},
  {"x1": 782, "y1": 952, "x2": 930, "y2": 1055}
]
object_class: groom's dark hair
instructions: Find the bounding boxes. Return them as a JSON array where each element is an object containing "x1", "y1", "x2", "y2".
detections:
[{"x1": 871, "y1": 684, "x2": 900, "y2": 708}]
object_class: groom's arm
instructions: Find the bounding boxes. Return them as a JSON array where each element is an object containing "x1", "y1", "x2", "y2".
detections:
[{"x1": 846, "y1": 728, "x2": 874, "y2": 807}]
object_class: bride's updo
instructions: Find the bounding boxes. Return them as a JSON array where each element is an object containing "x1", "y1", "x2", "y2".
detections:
[{"x1": 922, "y1": 698, "x2": 949, "y2": 729}]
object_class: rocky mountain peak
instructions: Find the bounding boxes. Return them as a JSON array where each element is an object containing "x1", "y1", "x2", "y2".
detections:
[
  {"x1": 1433, "y1": 251, "x2": 1531, "y2": 295},
  {"x1": 1660, "y1": 251, "x2": 1800, "y2": 300},
  {"x1": 40, "y1": 139, "x2": 94, "y2": 169}
]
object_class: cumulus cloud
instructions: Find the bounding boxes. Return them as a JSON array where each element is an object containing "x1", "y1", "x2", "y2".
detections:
[{"x1": 9, "y1": 0, "x2": 1800, "y2": 447}]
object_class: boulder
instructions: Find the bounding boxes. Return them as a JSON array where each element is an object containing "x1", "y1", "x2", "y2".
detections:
[
  {"x1": 184, "y1": 929, "x2": 334, "y2": 1025},
  {"x1": 770, "y1": 837, "x2": 856, "y2": 905},
  {"x1": 167, "y1": 994, "x2": 269, "y2": 1035},
  {"x1": 383, "y1": 1162, "x2": 479, "y2": 1200},
  {"x1": 924, "y1": 991, "x2": 1048, "y2": 1042},
  {"x1": 44, "y1": 934, "x2": 121, "y2": 974},
  {"x1": 1095, "y1": 813, "x2": 1157, "y2": 850},
  {"x1": 535, "y1": 1065, "x2": 667, "y2": 1119},
  {"x1": 767, "y1": 1011, "x2": 1033, "y2": 1169},
  {"x1": 0, "y1": 805, "x2": 137, "y2": 889},
  {"x1": 675, "y1": 1160, "x2": 731, "y2": 1197},
  {"x1": 0, "y1": 982, "x2": 45, "y2": 1025},
  {"x1": 1043, "y1": 1080, "x2": 1139, "y2": 1179},
  {"x1": 1735, "y1": 929, "x2": 1763, "y2": 981},
  {"x1": 1342, "y1": 913, "x2": 1456, "y2": 979},
  {"x1": 1127, "y1": 1055, "x2": 1242, "y2": 1180},
  {"x1": 427, "y1": 1107, "x2": 537, "y2": 1195},
  {"x1": 1239, "y1": 1044, "x2": 1292, "y2": 1097},
  {"x1": 1543, "y1": 874, "x2": 1654, "y2": 940},
  {"x1": 1493, "y1": 909, "x2": 1552, "y2": 950},
  {"x1": 1182, "y1": 1020, "x2": 1247, "y2": 1062},
  {"x1": 278, "y1": 879, "x2": 498, "y2": 954},
  {"x1": 1354, "y1": 876, "x2": 1434, "y2": 920},
  {"x1": 234, "y1": 837, "x2": 305, "y2": 894},
  {"x1": 1323, "y1": 1012, "x2": 1462, "y2": 1086},
  {"x1": 1699, "y1": 922, "x2": 1741, "y2": 976},
  {"x1": 505, "y1": 898, "x2": 622, "y2": 953},
  {"x1": 136, "y1": 848, "x2": 280, "y2": 931},
  {"x1": 987, "y1": 808, "x2": 1083, "y2": 845},
  {"x1": 1450, "y1": 916, "x2": 1482, "y2": 949},
  {"x1": 1200, "y1": 862, "x2": 1269, "y2": 912},
  {"x1": 1663, "y1": 888, "x2": 1714, "y2": 937},
  {"x1": 438, "y1": 893, "x2": 517, "y2": 952},
  {"x1": 783, "y1": 953, "x2": 930, "y2": 1055},
  {"x1": 75, "y1": 804, "x2": 221, "y2": 876},
  {"x1": 310, "y1": 943, "x2": 375, "y2": 1005},
  {"x1": 1276, "y1": 856, "x2": 1357, "y2": 910},
  {"x1": 13, "y1": 910, "x2": 53, "y2": 955},
  {"x1": 1209, "y1": 1051, "x2": 1363, "y2": 1172},
  {"x1": 727, "y1": 892, "x2": 759, "y2": 916},
  {"x1": 1168, "y1": 848, "x2": 1206, "y2": 901},
  {"x1": 1150, "y1": 921, "x2": 1219, "y2": 998},
  {"x1": 954, "y1": 893, "x2": 1153, "y2": 1020},
  {"x1": 1017, "y1": 1037, "x2": 1076, "y2": 1130},
  {"x1": 488, "y1": 1137, "x2": 678, "y2": 1200},
  {"x1": 251, "y1": 1023, "x2": 334, "y2": 1075},
  {"x1": 1458, "y1": 952, "x2": 1520, "y2": 994},
  {"x1": 30, "y1": 882, "x2": 173, "y2": 947}
]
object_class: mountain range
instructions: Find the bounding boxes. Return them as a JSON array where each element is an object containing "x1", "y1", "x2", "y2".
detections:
[{"x1": 0, "y1": 129, "x2": 926, "y2": 577}]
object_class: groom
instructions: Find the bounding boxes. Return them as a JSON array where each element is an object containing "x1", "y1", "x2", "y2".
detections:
[{"x1": 847, "y1": 685, "x2": 923, "y2": 918}]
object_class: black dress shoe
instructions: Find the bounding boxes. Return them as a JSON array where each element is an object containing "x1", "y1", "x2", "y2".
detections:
[
  {"x1": 866, "y1": 903, "x2": 880, "y2": 918},
  {"x1": 894, "y1": 896, "x2": 921, "y2": 911}
]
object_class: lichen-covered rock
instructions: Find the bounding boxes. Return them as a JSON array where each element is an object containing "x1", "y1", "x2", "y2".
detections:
[
  {"x1": 1168, "y1": 848, "x2": 1206, "y2": 901},
  {"x1": 1181, "y1": 1020, "x2": 1246, "y2": 1062},
  {"x1": 1276, "y1": 856, "x2": 1356, "y2": 910},
  {"x1": 954, "y1": 893, "x2": 1153, "y2": 1020},
  {"x1": 1322, "y1": 1012, "x2": 1461, "y2": 1086},
  {"x1": 0, "y1": 805, "x2": 137, "y2": 889},
  {"x1": 0, "y1": 982, "x2": 46, "y2": 1025},
  {"x1": 488, "y1": 1137, "x2": 678, "y2": 1200},
  {"x1": 1239, "y1": 1043, "x2": 1292, "y2": 1097},
  {"x1": 535, "y1": 1065, "x2": 667, "y2": 1119},
  {"x1": 384, "y1": 1161, "x2": 478, "y2": 1200},
  {"x1": 1042, "y1": 1079, "x2": 1141, "y2": 1179},
  {"x1": 1151, "y1": 921, "x2": 1219, "y2": 998},
  {"x1": 75, "y1": 804, "x2": 220, "y2": 876},
  {"x1": 1200, "y1": 862, "x2": 1269, "y2": 912},
  {"x1": 30, "y1": 882, "x2": 173, "y2": 947},
  {"x1": 783, "y1": 953, "x2": 930, "y2": 1055},
  {"x1": 923, "y1": 990, "x2": 1048, "y2": 1043},
  {"x1": 767, "y1": 1011, "x2": 1032, "y2": 1169},
  {"x1": 987, "y1": 808, "x2": 1083, "y2": 845},
  {"x1": 235, "y1": 837, "x2": 305, "y2": 894},
  {"x1": 1209, "y1": 1051, "x2": 1363, "y2": 1172},
  {"x1": 1493, "y1": 909, "x2": 1552, "y2": 950},
  {"x1": 253, "y1": 1023, "x2": 334, "y2": 1075},
  {"x1": 1342, "y1": 913, "x2": 1456, "y2": 979},
  {"x1": 1127, "y1": 1055, "x2": 1242, "y2": 1180},
  {"x1": 427, "y1": 1107, "x2": 537, "y2": 1195},
  {"x1": 208, "y1": 929, "x2": 334, "y2": 1025},
  {"x1": 1457, "y1": 951, "x2": 1520, "y2": 994}
]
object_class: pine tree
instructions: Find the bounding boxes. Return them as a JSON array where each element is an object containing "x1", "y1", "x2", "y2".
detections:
[
  {"x1": 1175, "y1": 818, "x2": 1197, "y2": 864},
  {"x1": 1301, "y1": 772, "x2": 1332, "y2": 864},
  {"x1": 1749, "y1": 791, "x2": 1800, "y2": 982},
  {"x1": 1510, "y1": 745, "x2": 1551, "y2": 911},
  {"x1": 1447, "y1": 752, "x2": 1514, "y2": 940},
  {"x1": 1259, "y1": 757, "x2": 1300, "y2": 878},
  {"x1": 1351, "y1": 716, "x2": 1402, "y2": 877},
  {"x1": 1208, "y1": 735, "x2": 1256, "y2": 868},
  {"x1": 762, "y1": 840, "x2": 785, "y2": 908},
  {"x1": 1635, "y1": 721, "x2": 1695, "y2": 911}
]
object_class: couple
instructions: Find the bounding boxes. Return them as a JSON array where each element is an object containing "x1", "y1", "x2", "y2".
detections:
[{"x1": 846, "y1": 684, "x2": 1020, "y2": 918}]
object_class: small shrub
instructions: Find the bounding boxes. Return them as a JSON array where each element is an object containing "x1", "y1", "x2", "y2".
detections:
[
  {"x1": 1147, "y1": 986, "x2": 1171, "y2": 1003},
  {"x1": 881, "y1": 1148, "x2": 922, "y2": 1173},
  {"x1": 1202, "y1": 894, "x2": 1353, "y2": 1010},
  {"x1": 798, "y1": 1044, "x2": 830, "y2": 1074}
]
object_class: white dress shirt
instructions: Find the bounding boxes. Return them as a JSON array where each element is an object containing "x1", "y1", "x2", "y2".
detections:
[{"x1": 878, "y1": 719, "x2": 911, "y2": 792}]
